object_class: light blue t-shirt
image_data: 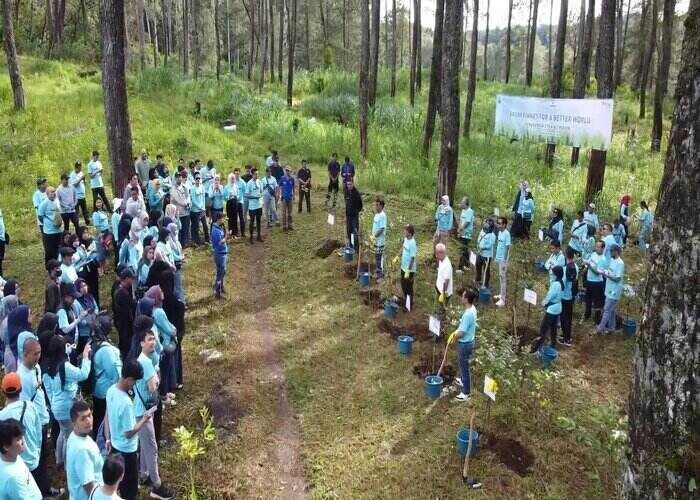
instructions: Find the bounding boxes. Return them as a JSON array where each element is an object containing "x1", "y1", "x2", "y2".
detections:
[
  {"x1": 435, "y1": 205, "x2": 454, "y2": 232},
  {"x1": 208, "y1": 185, "x2": 225, "y2": 210},
  {"x1": 87, "y1": 160, "x2": 105, "y2": 189},
  {"x1": 236, "y1": 179, "x2": 247, "y2": 201},
  {"x1": 153, "y1": 308, "x2": 176, "y2": 349},
  {"x1": 542, "y1": 281, "x2": 563, "y2": 315},
  {"x1": 92, "y1": 211, "x2": 110, "y2": 232},
  {"x1": 602, "y1": 234, "x2": 617, "y2": 260},
  {"x1": 568, "y1": 220, "x2": 588, "y2": 253},
  {"x1": 400, "y1": 237, "x2": 417, "y2": 273},
  {"x1": 0, "y1": 456, "x2": 42, "y2": 499},
  {"x1": 459, "y1": 208, "x2": 474, "y2": 239},
  {"x1": 66, "y1": 432, "x2": 103, "y2": 500},
  {"x1": 372, "y1": 211, "x2": 387, "y2": 247},
  {"x1": 545, "y1": 252, "x2": 565, "y2": 282},
  {"x1": 612, "y1": 224, "x2": 626, "y2": 247},
  {"x1": 246, "y1": 179, "x2": 263, "y2": 211},
  {"x1": 42, "y1": 359, "x2": 91, "y2": 421},
  {"x1": 583, "y1": 210, "x2": 599, "y2": 230},
  {"x1": 111, "y1": 212, "x2": 121, "y2": 238},
  {"x1": 105, "y1": 384, "x2": 137, "y2": 453},
  {"x1": 32, "y1": 190, "x2": 47, "y2": 225},
  {"x1": 134, "y1": 352, "x2": 158, "y2": 418},
  {"x1": 17, "y1": 364, "x2": 50, "y2": 425},
  {"x1": 640, "y1": 209, "x2": 653, "y2": 230},
  {"x1": 551, "y1": 220, "x2": 564, "y2": 244},
  {"x1": 495, "y1": 229, "x2": 511, "y2": 262},
  {"x1": 37, "y1": 198, "x2": 62, "y2": 234},
  {"x1": 604, "y1": 257, "x2": 625, "y2": 300},
  {"x1": 586, "y1": 252, "x2": 608, "y2": 283},
  {"x1": 69, "y1": 171, "x2": 87, "y2": 199},
  {"x1": 261, "y1": 176, "x2": 278, "y2": 198},
  {"x1": 477, "y1": 230, "x2": 496, "y2": 258},
  {"x1": 93, "y1": 343, "x2": 123, "y2": 399},
  {"x1": 457, "y1": 307, "x2": 477, "y2": 343},
  {"x1": 522, "y1": 198, "x2": 534, "y2": 220},
  {"x1": 561, "y1": 263, "x2": 579, "y2": 300},
  {"x1": 0, "y1": 400, "x2": 42, "y2": 470},
  {"x1": 582, "y1": 236, "x2": 596, "y2": 261},
  {"x1": 189, "y1": 184, "x2": 206, "y2": 213}
]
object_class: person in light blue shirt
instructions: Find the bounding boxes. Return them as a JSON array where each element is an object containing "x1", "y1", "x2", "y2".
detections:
[
  {"x1": 584, "y1": 239, "x2": 608, "y2": 323},
  {"x1": 261, "y1": 167, "x2": 279, "y2": 227},
  {"x1": 70, "y1": 162, "x2": 90, "y2": 226},
  {"x1": 612, "y1": 218, "x2": 626, "y2": 247},
  {"x1": 92, "y1": 198, "x2": 110, "y2": 233},
  {"x1": 453, "y1": 288, "x2": 478, "y2": 402},
  {"x1": 17, "y1": 340, "x2": 50, "y2": 428},
  {"x1": 208, "y1": 175, "x2": 226, "y2": 221},
  {"x1": 581, "y1": 225, "x2": 596, "y2": 261},
  {"x1": 400, "y1": 225, "x2": 417, "y2": 309},
  {"x1": 147, "y1": 178, "x2": 165, "y2": 215},
  {"x1": 66, "y1": 400, "x2": 103, "y2": 500},
  {"x1": 601, "y1": 223, "x2": 617, "y2": 260},
  {"x1": 531, "y1": 265, "x2": 563, "y2": 353},
  {"x1": 88, "y1": 150, "x2": 111, "y2": 212},
  {"x1": 475, "y1": 219, "x2": 496, "y2": 288},
  {"x1": 457, "y1": 198, "x2": 474, "y2": 269},
  {"x1": 189, "y1": 174, "x2": 209, "y2": 246},
  {"x1": 567, "y1": 211, "x2": 589, "y2": 255},
  {"x1": 544, "y1": 240, "x2": 566, "y2": 283},
  {"x1": 90, "y1": 316, "x2": 122, "y2": 438},
  {"x1": 597, "y1": 244, "x2": 625, "y2": 334},
  {"x1": 118, "y1": 231, "x2": 143, "y2": 272},
  {"x1": 372, "y1": 198, "x2": 387, "y2": 279},
  {"x1": 494, "y1": 217, "x2": 511, "y2": 307},
  {"x1": 521, "y1": 190, "x2": 535, "y2": 238},
  {"x1": 0, "y1": 373, "x2": 42, "y2": 476},
  {"x1": 434, "y1": 195, "x2": 454, "y2": 247},
  {"x1": 42, "y1": 335, "x2": 91, "y2": 465},
  {"x1": 545, "y1": 208, "x2": 564, "y2": 244},
  {"x1": 37, "y1": 188, "x2": 63, "y2": 265},
  {"x1": 638, "y1": 201, "x2": 654, "y2": 253},
  {"x1": 583, "y1": 203, "x2": 599, "y2": 231},
  {"x1": 246, "y1": 168, "x2": 264, "y2": 242},
  {"x1": 32, "y1": 178, "x2": 48, "y2": 230},
  {"x1": 560, "y1": 247, "x2": 579, "y2": 346},
  {"x1": 0, "y1": 419, "x2": 42, "y2": 500}
]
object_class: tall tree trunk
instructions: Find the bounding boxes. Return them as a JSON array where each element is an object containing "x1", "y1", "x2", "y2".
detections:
[
  {"x1": 161, "y1": 0, "x2": 170, "y2": 64},
  {"x1": 269, "y1": 0, "x2": 275, "y2": 82},
  {"x1": 47, "y1": 0, "x2": 65, "y2": 57},
  {"x1": 226, "y1": 0, "x2": 232, "y2": 71},
  {"x1": 463, "y1": 0, "x2": 478, "y2": 138},
  {"x1": 620, "y1": 0, "x2": 631, "y2": 81},
  {"x1": 259, "y1": 0, "x2": 268, "y2": 91},
  {"x1": 409, "y1": 0, "x2": 419, "y2": 105},
  {"x1": 623, "y1": 5, "x2": 700, "y2": 497},
  {"x1": 384, "y1": 0, "x2": 388, "y2": 66},
  {"x1": 150, "y1": 4, "x2": 160, "y2": 67},
  {"x1": 183, "y1": 0, "x2": 190, "y2": 75},
  {"x1": 613, "y1": 0, "x2": 624, "y2": 88},
  {"x1": 214, "y1": 0, "x2": 221, "y2": 80},
  {"x1": 525, "y1": 0, "x2": 539, "y2": 85},
  {"x1": 422, "y1": 0, "x2": 444, "y2": 157},
  {"x1": 342, "y1": 0, "x2": 346, "y2": 65},
  {"x1": 359, "y1": 0, "x2": 370, "y2": 157},
  {"x1": 192, "y1": 0, "x2": 201, "y2": 78},
  {"x1": 137, "y1": 0, "x2": 147, "y2": 70},
  {"x1": 437, "y1": 0, "x2": 463, "y2": 202},
  {"x1": 526, "y1": 0, "x2": 532, "y2": 67},
  {"x1": 505, "y1": 0, "x2": 513, "y2": 82},
  {"x1": 650, "y1": 0, "x2": 675, "y2": 151},
  {"x1": 574, "y1": 0, "x2": 585, "y2": 74},
  {"x1": 571, "y1": 0, "x2": 595, "y2": 165},
  {"x1": 318, "y1": 0, "x2": 327, "y2": 44},
  {"x1": 100, "y1": 0, "x2": 134, "y2": 197},
  {"x1": 639, "y1": 0, "x2": 658, "y2": 118},
  {"x1": 2, "y1": 0, "x2": 25, "y2": 110},
  {"x1": 482, "y1": 0, "x2": 489, "y2": 80},
  {"x1": 390, "y1": 0, "x2": 396, "y2": 97},
  {"x1": 633, "y1": 0, "x2": 649, "y2": 90},
  {"x1": 585, "y1": 0, "x2": 614, "y2": 203},
  {"x1": 286, "y1": 0, "x2": 296, "y2": 106},
  {"x1": 245, "y1": 0, "x2": 255, "y2": 78},
  {"x1": 544, "y1": 0, "x2": 568, "y2": 165},
  {"x1": 547, "y1": 0, "x2": 553, "y2": 79},
  {"x1": 277, "y1": 0, "x2": 283, "y2": 81},
  {"x1": 416, "y1": 0, "x2": 422, "y2": 90},
  {"x1": 304, "y1": 0, "x2": 309, "y2": 68},
  {"x1": 369, "y1": 0, "x2": 380, "y2": 106}
]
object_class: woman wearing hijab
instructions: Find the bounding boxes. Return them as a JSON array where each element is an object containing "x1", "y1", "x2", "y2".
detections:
[
  {"x1": 619, "y1": 195, "x2": 631, "y2": 244},
  {"x1": 160, "y1": 270, "x2": 185, "y2": 390},
  {"x1": 144, "y1": 286, "x2": 177, "y2": 405},
  {"x1": 522, "y1": 190, "x2": 535, "y2": 239},
  {"x1": 2, "y1": 300, "x2": 24, "y2": 372},
  {"x1": 167, "y1": 222, "x2": 185, "y2": 303},
  {"x1": 545, "y1": 208, "x2": 564, "y2": 244},
  {"x1": 74, "y1": 278, "x2": 98, "y2": 352},
  {"x1": 0, "y1": 294, "x2": 19, "y2": 364},
  {"x1": 433, "y1": 195, "x2": 454, "y2": 248},
  {"x1": 119, "y1": 230, "x2": 144, "y2": 273},
  {"x1": 56, "y1": 282, "x2": 89, "y2": 349},
  {"x1": 136, "y1": 245, "x2": 156, "y2": 299}
]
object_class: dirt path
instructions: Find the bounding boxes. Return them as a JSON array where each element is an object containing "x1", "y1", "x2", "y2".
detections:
[{"x1": 246, "y1": 241, "x2": 308, "y2": 499}]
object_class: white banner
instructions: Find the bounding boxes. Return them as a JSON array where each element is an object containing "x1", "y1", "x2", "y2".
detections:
[{"x1": 494, "y1": 95, "x2": 614, "y2": 150}]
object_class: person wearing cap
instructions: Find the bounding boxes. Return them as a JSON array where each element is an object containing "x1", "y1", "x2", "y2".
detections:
[
  {"x1": 297, "y1": 160, "x2": 312, "y2": 213},
  {"x1": 261, "y1": 166, "x2": 279, "y2": 228},
  {"x1": 0, "y1": 419, "x2": 43, "y2": 499},
  {"x1": 37, "y1": 186, "x2": 63, "y2": 264},
  {"x1": 113, "y1": 268, "x2": 136, "y2": 359},
  {"x1": 596, "y1": 243, "x2": 625, "y2": 335},
  {"x1": 135, "y1": 150, "x2": 151, "y2": 191},
  {"x1": 88, "y1": 151, "x2": 111, "y2": 212},
  {"x1": 583, "y1": 203, "x2": 599, "y2": 231},
  {"x1": 70, "y1": 161, "x2": 90, "y2": 226},
  {"x1": 189, "y1": 173, "x2": 210, "y2": 246},
  {"x1": 42, "y1": 335, "x2": 91, "y2": 466},
  {"x1": 211, "y1": 212, "x2": 228, "y2": 298},
  {"x1": 43, "y1": 260, "x2": 62, "y2": 313},
  {"x1": 90, "y1": 314, "x2": 122, "y2": 437},
  {"x1": 433, "y1": 195, "x2": 454, "y2": 248},
  {"x1": 104, "y1": 359, "x2": 150, "y2": 500},
  {"x1": 32, "y1": 178, "x2": 48, "y2": 233},
  {"x1": 246, "y1": 167, "x2": 264, "y2": 243},
  {"x1": 279, "y1": 166, "x2": 295, "y2": 231},
  {"x1": 400, "y1": 224, "x2": 417, "y2": 309},
  {"x1": 57, "y1": 173, "x2": 80, "y2": 233},
  {"x1": 66, "y1": 400, "x2": 103, "y2": 500},
  {"x1": 494, "y1": 216, "x2": 511, "y2": 307}
]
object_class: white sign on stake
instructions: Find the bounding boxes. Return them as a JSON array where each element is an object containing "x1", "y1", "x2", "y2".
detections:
[
  {"x1": 538, "y1": 229, "x2": 544, "y2": 242},
  {"x1": 523, "y1": 288, "x2": 538, "y2": 305},
  {"x1": 429, "y1": 315, "x2": 441, "y2": 336},
  {"x1": 469, "y1": 251, "x2": 477, "y2": 267},
  {"x1": 484, "y1": 375, "x2": 498, "y2": 401},
  {"x1": 327, "y1": 213, "x2": 335, "y2": 226},
  {"x1": 494, "y1": 207, "x2": 500, "y2": 217}
]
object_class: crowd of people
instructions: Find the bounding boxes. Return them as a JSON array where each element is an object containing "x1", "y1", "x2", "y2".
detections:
[{"x1": 0, "y1": 146, "x2": 655, "y2": 497}]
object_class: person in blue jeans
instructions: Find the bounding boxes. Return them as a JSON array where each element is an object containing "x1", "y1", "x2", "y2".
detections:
[
  {"x1": 211, "y1": 212, "x2": 228, "y2": 298},
  {"x1": 596, "y1": 244, "x2": 625, "y2": 334},
  {"x1": 531, "y1": 266, "x2": 564, "y2": 353},
  {"x1": 452, "y1": 288, "x2": 478, "y2": 402}
]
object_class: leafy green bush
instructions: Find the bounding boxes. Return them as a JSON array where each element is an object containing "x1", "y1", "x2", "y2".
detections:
[
  {"x1": 300, "y1": 93, "x2": 357, "y2": 125},
  {"x1": 135, "y1": 65, "x2": 180, "y2": 93}
]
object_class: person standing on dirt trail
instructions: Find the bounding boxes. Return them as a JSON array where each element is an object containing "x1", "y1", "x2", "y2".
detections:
[
  {"x1": 134, "y1": 150, "x2": 151, "y2": 192},
  {"x1": 435, "y1": 243, "x2": 453, "y2": 310},
  {"x1": 531, "y1": 265, "x2": 563, "y2": 353},
  {"x1": 0, "y1": 418, "x2": 43, "y2": 499},
  {"x1": 452, "y1": 288, "x2": 478, "y2": 402},
  {"x1": 457, "y1": 198, "x2": 474, "y2": 270},
  {"x1": 400, "y1": 225, "x2": 417, "y2": 310},
  {"x1": 618, "y1": 195, "x2": 631, "y2": 245},
  {"x1": 475, "y1": 219, "x2": 496, "y2": 288},
  {"x1": 494, "y1": 216, "x2": 511, "y2": 308},
  {"x1": 345, "y1": 179, "x2": 363, "y2": 252},
  {"x1": 433, "y1": 195, "x2": 454, "y2": 248},
  {"x1": 70, "y1": 162, "x2": 90, "y2": 226},
  {"x1": 87, "y1": 152, "x2": 111, "y2": 213},
  {"x1": 189, "y1": 173, "x2": 210, "y2": 246},
  {"x1": 279, "y1": 166, "x2": 295, "y2": 231},
  {"x1": 211, "y1": 212, "x2": 228, "y2": 298},
  {"x1": 297, "y1": 160, "x2": 312, "y2": 214},
  {"x1": 559, "y1": 247, "x2": 579, "y2": 347},
  {"x1": 341, "y1": 156, "x2": 355, "y2": 195},
  {"x1": 57, "y1": 173, "x2": 80, "y2": 234},
  {"x1": 544, "y1": 240, "x2": 565, "y2": 284},
  {"x1": 261, "y1": 167, "x2": 280, "y2": 228},
  {"x1": 372, "y1": 198, "x2": 387, "y2": 279},
  {"x1": 596, "y1": 244, "x2": 625, "y2": 335},
  {"x1": 32, "y1": 177, "x2": 48, "y2": 234},
  {"x1": 326, "y1": 153, "x2": 341, "y2": 208},
  {"x1": 567, "y1": 211, "x2": 588, "y2": 256},
  {"x1": 246, "y1": 168, "x2": 264, "y2": 243}
]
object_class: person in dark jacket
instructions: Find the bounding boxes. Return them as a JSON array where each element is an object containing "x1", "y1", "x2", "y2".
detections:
[
  {"x1": 211, "y1": 212, "x2": 228, "y2": 298},
  {"x1": 44, "y1": 259, "x2": 62, "y2": 314},
  {"x1": 510, "y1": 180, "x2": 529, "y2": 238},
  {"x1": 159, "y1": 270, "x2": 185, "y2": 389},
  {"x1": 345, "y1": 179, "x2": 363, "y2": 251},
  {"x1": 113, "y1": 268, "x2": 136, "y2": 359}
]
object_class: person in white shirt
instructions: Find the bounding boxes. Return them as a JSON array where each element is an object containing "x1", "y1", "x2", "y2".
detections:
[{"x1": 435, "y1": 243, "x2": 453, "y2": 309}]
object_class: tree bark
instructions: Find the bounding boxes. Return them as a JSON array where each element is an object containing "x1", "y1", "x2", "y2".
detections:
[
  {"x1": 183, "y1": 0, "x2": 190, "y2": 75},
  {"x1": 214, "y1": 0, "x2": 221, "y2": 80},
  {"x1": 437, "y1": 0, "x2": 463, "y2": 203},
  {"x1": 650, "y1": 0, "x2": 675, "y2": 151},
  {"x1": 286, "y1": 0, "x2": 296, "y2": 106},
  {"x1": 359, "y1": 0, "x2": 370, "y2": 157},
  {"x1": 304, "y1": 0, "x2": 309, "y2": 68},
  {"x1": 482, "y1": 0, "x2": 489, "y2": 80},
  {"x1": 505, "y1": 0, "x2": 513, "y2": 82},
  {"x1": 613, "y1": 0, "x2": 624, "y2": 88},
  {"x1": 269, "y1": 0, "x2": 275, "y2": 83},
  {"x1": 639, "y1": 0, "x2": 658, "y2": 117},
  {"x1": 544, "y1": 0, "x2": 568, "y2": 165},
  {"x1": 46, "y1": 0, "x2": 65, "y2": 57},
  {"x1": 409, "y1": 0, "x2": 420, "y2": 105},
  {"x1": 463, "y1": 0, "x2": 478, "y2": 138},
  {"x1": 416, "y1": 0, "x2": 422, "y2": 90},
  {"x1": 571, "y1": 0, "x2": 595, "y2": 165},
  {"x1": 390, "y1": 0, "x2": 397, "y2": 97},
  {"x1": 525, "y1": 0, "x2": 539, "y2": 85},
  {"x1": 2, "y1": 0, "x2": 25, "y2": 110},
  {"x1": 547, "y1": 0, "x2": 552, "y2": 79},
  {"x1": 633, "y1": 0, "x2": 649, "y2": 90},
  {"x1": 623, "y1": 5, "x2": 700, "y2": 498},
  {"x1": 422, "y1": 0, "x2": 444, "y2": 157},
  {"x1": 100, "y1": 0, "x2": 134, "y2": 197},
  {"x1": 369, "y1": 0, "x2": 380, "y2": 106},
  {"x1": 585, "y1": 0, "x2": 614, "y2": 203},
  {"x1": 278, "y1": 0, "x2": 283, "y2": 82},
  {"x1": 259, "y1": 0, "x2": 268, "y2": 91},
  {"x1": 619, "y1": 0, "x2": 631, "y2": 81},
  {"x1": 192, "y1": 0, "x2": 201, "y2": 78},
  {"x1": 149, "y1": 3, "x2": 159, "y2": 67}
]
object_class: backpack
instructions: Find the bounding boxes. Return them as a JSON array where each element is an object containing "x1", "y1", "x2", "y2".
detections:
[{"x1": 84, "y1": 340, "x2": 110, "y2": 395}]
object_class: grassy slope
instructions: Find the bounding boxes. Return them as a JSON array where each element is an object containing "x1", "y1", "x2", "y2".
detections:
[{"x1": 0, "y1": 60, "x2": 659, "y2": 498}]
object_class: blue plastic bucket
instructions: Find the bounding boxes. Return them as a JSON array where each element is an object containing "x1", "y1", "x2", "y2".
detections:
[
  {"x1": 384, "y1": 301, "x2": 399, "y2": 319},
  {"x1": 534, "y1": 261, "x2": 547, "y2": 273},
  {"x1": 478, "y1": 287, "x2": 492, "y2": 304},
  {"x1": 343, "y1": 247, "x2": 355, "y2": 262},
  {"x1": 622, "y1": 319, "x2": 637, "y2": 337},
  {"x1": 359, "y1": 272, "x2": 371, "y2": 287},
  {"x1": 425, "y1": 375, "x2": 444, "y2": 399},
  {"x1": 457, "y1": 428, "x2": 480, "y2": 457},
  {"x1": 541, "y1": 346, "x2": 558, "y2": 367},
  {"x1": 397, "y1": 335, "x2": 414, "y2": 354}
]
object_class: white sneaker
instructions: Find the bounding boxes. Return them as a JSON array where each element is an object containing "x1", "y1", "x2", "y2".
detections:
[
  {"x1": 455, "y1": 393, "x2": 471, "y2": 402},
  {"x1": 455, "y1": 377, "x2": 464, "y2": 387},
  {"x1": 496, "y1": 299, "x2": 506, "y2": 307},
  {"x1": 493, "y1": 294, "x2": 501, "y2": 300}
]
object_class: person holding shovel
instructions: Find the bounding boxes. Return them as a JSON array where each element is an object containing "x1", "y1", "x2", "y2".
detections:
[
  {"x1": 435, "y1": 243, "x2": 453, "y2": 310},
  {"x1": 400, "y1": 225, "x2": 417, "y2": 311},
  {"x1": 448, "y1": 288, "x2": 478, "y2": 402}
]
